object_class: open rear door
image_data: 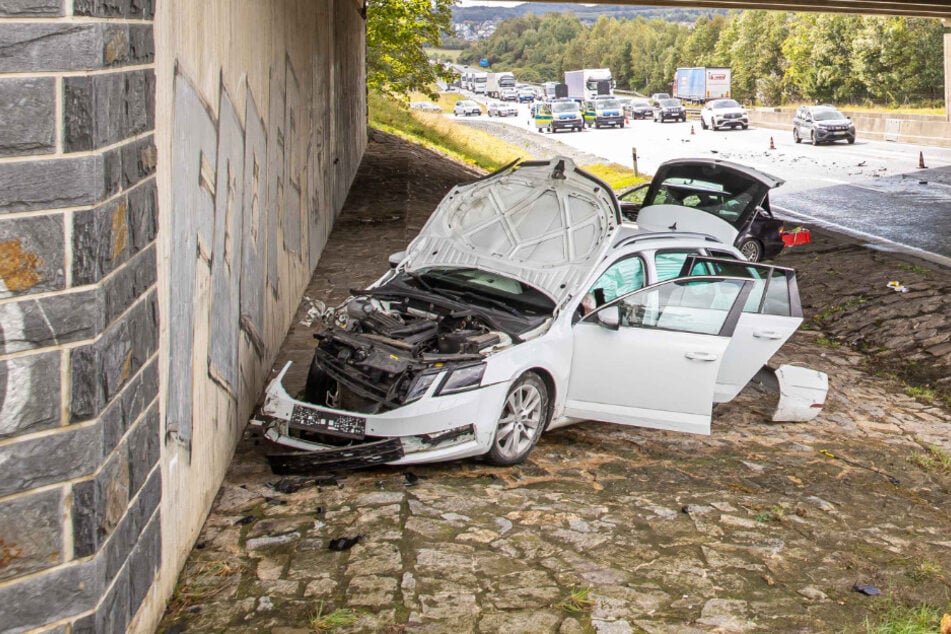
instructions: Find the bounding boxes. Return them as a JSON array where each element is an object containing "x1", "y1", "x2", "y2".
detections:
[
  {"x1": 566, "y1": 276, "x2": 753, "y2": 435},
  {"x1": 679, "y1": 256, "x2": 803, "y2": 402}
]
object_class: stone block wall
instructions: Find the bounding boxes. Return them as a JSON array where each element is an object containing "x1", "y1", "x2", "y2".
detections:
[{"x1": 0, "y1": 1, "x2": 161, "y2": 632}]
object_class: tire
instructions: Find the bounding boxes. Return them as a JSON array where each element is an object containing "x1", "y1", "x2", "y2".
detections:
[
  {"x1": 681, "y1": 115, "x2": 687, "y2": 122},
  {"x1": 848, "y1": 137, "x2": 855, "y2": 144},
  {"x1": 549, "y1": 124, "x2": 555, "y2": 134},
  {"x1": 619, "y1": 121, "x2": 625, "y2": 128},
  {"x1": 793, "y1": 127, "x2": 801, "y2": 143},
  {"x1": 700, "y1": 117, "x2": 708, "y2": 130},
  {"x1": 738, "y1": 238, "x2": 763, "y2": 263},
  {"x1": 485, "y1": 372, "x2": 550, "y2": 466},
  {"x1": 741, "y1": 124, "x2": 748, "y2": 130},
  {"x1": 810, "y1": 130, "x2": 817, "y2": 145},
  {"x1": 595, "y1": 121, "x2": 601, "y2": 129}
]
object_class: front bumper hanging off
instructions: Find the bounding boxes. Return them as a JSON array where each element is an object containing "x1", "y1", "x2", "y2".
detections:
[{"x1": 251, "y1": 362, "x2": 504, "y2": 472}]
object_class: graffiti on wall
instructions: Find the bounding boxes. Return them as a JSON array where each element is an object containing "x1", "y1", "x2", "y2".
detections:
[{"x1": 166, "y1": 57, "x2": 319, "y2": 448}]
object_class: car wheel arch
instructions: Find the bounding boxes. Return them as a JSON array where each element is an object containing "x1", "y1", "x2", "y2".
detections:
[{"x1": 484, "y1": 370, "x2": 554, "y2": 466}]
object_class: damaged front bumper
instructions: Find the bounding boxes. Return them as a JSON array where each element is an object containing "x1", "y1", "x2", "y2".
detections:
[{"x1": 251, "y1": 362, "x2": 509, "y2": 472}]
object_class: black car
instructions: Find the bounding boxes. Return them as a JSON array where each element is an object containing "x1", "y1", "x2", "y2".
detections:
[
  {"x1": 792, "y1": 105, "x2": 855, "y2": 145},
  {"x1": 616, "y1": 159, "x2": 786, "y2": 262},
  {"x1": 653, "y1": 98, "x2": 686, "y2": 123},
  {"x1": 625, "y1": 98, "x2": 654, "y2": 119}
]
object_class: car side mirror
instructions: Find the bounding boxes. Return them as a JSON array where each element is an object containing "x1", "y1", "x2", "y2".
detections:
[
  {"x1": 596, "y1": 304, "x2": 620, "y2": 330},
  {"x1": 388, "y1": 251, "x2": 406, "y2": 268}
]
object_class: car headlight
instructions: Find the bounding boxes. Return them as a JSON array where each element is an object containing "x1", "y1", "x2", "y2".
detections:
[
  {"x1": 436, "y1": 363, "x2": 486, "y2": 396},
  {"x1": 405, "y1": 372, "x2": 440, "y2": 402}
]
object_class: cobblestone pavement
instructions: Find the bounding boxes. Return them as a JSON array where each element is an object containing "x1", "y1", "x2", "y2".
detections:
[{"x1": 159, "y1": 130, "x2": 950, "y2": 633}]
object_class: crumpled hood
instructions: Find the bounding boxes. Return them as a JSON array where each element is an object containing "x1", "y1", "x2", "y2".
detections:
[{"x1": 403, "y1": 157, "x2": 621, "y2": 304}]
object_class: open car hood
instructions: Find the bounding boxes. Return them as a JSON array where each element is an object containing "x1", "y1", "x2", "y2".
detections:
[
  {"x1": 637, "y1": 158, "x2": 783, "y2": 242},
  {"x1": 403, "y1": 157, "x2": 621, "y2": 304}
]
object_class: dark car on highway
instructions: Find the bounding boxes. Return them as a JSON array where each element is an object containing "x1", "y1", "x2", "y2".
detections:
[
  {"x1": 625, "y1": 98, "x2": 654, "y2": 119},
  {"x1": 616, "y1": 158, "x2": 786, "y2": 262},
  {"x1": 653, "y1": 98, "x2": 686, "y2": 123},
  {"x1": 792, "y1": 105, "x2": 856, "y2": 145}
]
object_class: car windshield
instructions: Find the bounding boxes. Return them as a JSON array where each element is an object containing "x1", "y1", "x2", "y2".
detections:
[
  {"x1": 410, "y1": 267, "x2": 555, "y2": 315},
  {"x1": 632, "y1": 100, "x2": 650, "y2": 107},
  {"x1": 596, "y1": 99, "x2": 620, "y2": 109},
  {"x1": 660, "y1": 99, "x2": 681, "y2": 107},
  {"x1": 813, "y1": 109, "x2": 844, "y2": 121},
  {"x1": 552, "y1": 102, "x2": 579, "y2": 113},
  {"x1": 712, "y1": 100, "x2": 740, "y2": 109},
  {"x1": 460, "y1": 101, "x2": 476, "y2": 107}
]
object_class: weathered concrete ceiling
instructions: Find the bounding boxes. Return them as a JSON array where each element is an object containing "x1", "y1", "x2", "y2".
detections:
[{"x1": 517, "y1": 0, "x2": 951, "y2": 19}]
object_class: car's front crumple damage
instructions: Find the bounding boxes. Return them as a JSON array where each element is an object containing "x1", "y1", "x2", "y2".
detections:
[{"x1": 252, "y1": 358, "x2": 513, "y2": 472}]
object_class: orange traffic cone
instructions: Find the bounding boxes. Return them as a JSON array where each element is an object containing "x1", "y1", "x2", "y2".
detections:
[
  {"x1": 690, "y1": 125, "x2": 695, "y2": 135},
  {"x1": 918, "y1": 151, "x2": 926, "y2": 169},
  {"x1": 769, "y1": 136, "x2": 776, "y2": 150}
]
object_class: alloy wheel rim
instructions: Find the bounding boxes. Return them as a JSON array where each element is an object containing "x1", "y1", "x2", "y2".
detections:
[{"x1": 495, "y1": 384, "x2": 543, "y2": 459}]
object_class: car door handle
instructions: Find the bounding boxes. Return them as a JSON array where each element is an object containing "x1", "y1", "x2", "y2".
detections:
[
  {"x1": 753, "y1": 330, "x2": 784, "y2": 340},
  {"x1": 685, "y1": 351, "x2": 718, "y2": 362}
]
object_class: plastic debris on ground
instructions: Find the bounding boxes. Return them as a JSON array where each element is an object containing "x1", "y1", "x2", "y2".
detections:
[
  {"x1": 886, "y1": 280, "x2": 909, "y2": 293},
  {"x1": 851, "y1": 584, "x2": 881, "y2": 596}
]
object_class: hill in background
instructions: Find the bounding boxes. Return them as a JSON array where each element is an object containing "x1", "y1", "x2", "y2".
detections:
[{"x1": 453, "y1": 3, "x2": 726, "y2": 25}]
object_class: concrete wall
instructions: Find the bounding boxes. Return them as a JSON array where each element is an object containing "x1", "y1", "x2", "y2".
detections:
[
  {"x1": 135, "y1": 1, "x2": 366, "y2": 631},
  {"x1": 750, "y1": 107, "x2": 951, "y2": 147},
  {"x1": 0, "y1": 1, "x2": 366, "y2": 631}
]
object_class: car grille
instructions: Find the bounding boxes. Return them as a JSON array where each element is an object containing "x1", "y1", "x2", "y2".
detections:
[{"x1": 723, "y1": 113, "x2": 742, "y2": 119}]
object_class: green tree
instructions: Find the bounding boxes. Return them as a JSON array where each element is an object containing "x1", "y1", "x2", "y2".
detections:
[{"x1": 367, "y1": 0, "x2": 455, "y2": 98}]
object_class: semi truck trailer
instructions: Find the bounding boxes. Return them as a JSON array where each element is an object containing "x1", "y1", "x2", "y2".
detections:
[
  {"x1": 564, "y1": 68, "x2": 614, "y2": 101},
  {"x1": 486, "y1": 72, "x2": 516, "y2": 99},
  {"x1": 673, "y1": 67, "x2": 731, "y2": 103}
]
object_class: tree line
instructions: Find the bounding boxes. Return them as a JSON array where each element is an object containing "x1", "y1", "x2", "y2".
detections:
[{"x1": 454, "y1": 11, "x2": 945, "y2": 106}]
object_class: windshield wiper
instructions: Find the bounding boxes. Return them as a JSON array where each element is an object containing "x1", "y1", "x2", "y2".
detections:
[{"x1": 431, "y1": 287, "x2": 522, "y2": 316}]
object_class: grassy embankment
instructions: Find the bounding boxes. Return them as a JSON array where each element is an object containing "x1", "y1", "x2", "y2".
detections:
[{"x1": 369, "y1": 91, "x2": 644, "y2": 190}]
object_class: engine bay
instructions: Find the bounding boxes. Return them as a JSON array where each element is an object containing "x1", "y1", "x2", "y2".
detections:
[{"x1": 307, "y1": 296, "x2": 514, "y2": 414}]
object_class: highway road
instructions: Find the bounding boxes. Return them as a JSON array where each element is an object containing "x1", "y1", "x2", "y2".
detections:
[{"x1": 450, "y1": 97, "x2": 951, "y2": 264}]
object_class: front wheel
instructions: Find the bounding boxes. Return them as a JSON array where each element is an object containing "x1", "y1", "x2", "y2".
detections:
[
  {"x1": 738, "y1": 238, "x2": 763, "y2": 263},
  {"x1": 700, "y1": 117, "x2": 708, "y2": 130},
  {"x1": 549, "y1": 124, "x2": 555, "y2": 134},
  {"x1": 793, "y1": 127, "x2": 801, "y2": 143},
  {"x1": 485, "y1": 373, "x2": 550, "y2": 466},
  {"x1": 847, "y1": 137, "x2": 855, "y2": 144},
  {"x1": 810, "y1": 130, "x2": 817, "y2": 145}
]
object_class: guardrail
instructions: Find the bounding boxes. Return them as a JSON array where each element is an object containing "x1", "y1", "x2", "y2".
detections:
[{"x1": 748, "y1": 107, "x2": 951, "y2": 148}]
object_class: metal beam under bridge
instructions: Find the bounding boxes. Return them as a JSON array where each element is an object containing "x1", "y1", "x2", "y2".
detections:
[{"x1": 521, "y1": 1, "x2": 951, "y2": 121}]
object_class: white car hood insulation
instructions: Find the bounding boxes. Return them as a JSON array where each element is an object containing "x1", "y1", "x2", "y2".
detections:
[{"x1": 403, "y1": 157, "x2": 621, "y2": 304}]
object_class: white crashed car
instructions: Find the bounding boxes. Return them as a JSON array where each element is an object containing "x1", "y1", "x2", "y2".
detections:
[{"x1": 255, "y1": 157, "x2": 828, "y2": 472}]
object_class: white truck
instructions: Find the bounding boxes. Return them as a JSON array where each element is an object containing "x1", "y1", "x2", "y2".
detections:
[
  {"x1": 472, "y1": 71, "x2": 488, "y2": 95},
  {"x1": 565, "y1": 68, "x2": 614, "y2": 101},
  {"x1": 486, "y1": 72, "x2": 516, "y2": 100}
]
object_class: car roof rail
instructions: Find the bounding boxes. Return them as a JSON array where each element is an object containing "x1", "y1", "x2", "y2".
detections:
[{"x1": 615, "y1": 231, "x2": 721, "y2": 249}]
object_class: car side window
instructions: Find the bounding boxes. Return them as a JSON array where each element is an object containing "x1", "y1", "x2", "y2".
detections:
[
  {"x1": 655, "y1": 250, "x2": 694, "y2": 282},
  {"x1": 589, "y1": 256, "x2": 645, "y2": 305},
  {"x1": 590, "y1": 278, "x2": 748, "y2": 336}
]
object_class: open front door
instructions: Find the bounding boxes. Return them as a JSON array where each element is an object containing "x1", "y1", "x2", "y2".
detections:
[
  {"x1": 679, "y1": 256, "x2": 803, "y2": 402},
  {"x1": 565, "y1": 277, "x2": 752, "y2": 435}
]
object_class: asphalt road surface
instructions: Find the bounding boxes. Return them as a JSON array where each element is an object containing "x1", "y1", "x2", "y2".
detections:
[{"x1": 453, "y1": 97, "x2": 951, "y2": 264}]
